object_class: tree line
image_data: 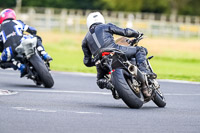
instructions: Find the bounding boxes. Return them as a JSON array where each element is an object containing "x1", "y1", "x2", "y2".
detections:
[{"x1": 0, "y1": 0, "x2": 200, "y2": 16}]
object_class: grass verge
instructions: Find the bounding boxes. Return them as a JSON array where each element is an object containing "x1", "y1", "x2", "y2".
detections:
[{"x1": 40, "y1": 31, "x2": 200, "y2": 82}]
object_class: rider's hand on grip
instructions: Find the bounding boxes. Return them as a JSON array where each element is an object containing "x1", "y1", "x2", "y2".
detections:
[{"x1": 128, "y1": 32, "x2": 144, "y2": 46}]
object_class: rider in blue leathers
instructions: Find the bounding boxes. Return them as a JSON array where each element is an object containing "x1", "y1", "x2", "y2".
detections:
[{"x1": 0, "y1": 9, "x2": 52, "y2": 77}]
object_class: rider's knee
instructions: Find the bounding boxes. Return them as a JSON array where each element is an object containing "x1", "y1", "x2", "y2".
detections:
[
  {"x1": 1, "y1": 47, "x2": 13, "y2": 61},
  {"x1": 136, "y1": 46, "x2": 148, "y2": 55}
]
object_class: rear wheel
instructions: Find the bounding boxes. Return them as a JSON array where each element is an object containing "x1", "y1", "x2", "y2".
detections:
[
  {"x1": 111, "y1": 69, "x2": 143, "y2": 109},
  {"x1": 29, "y1": 54, "x2": 54, "y2": 88}
]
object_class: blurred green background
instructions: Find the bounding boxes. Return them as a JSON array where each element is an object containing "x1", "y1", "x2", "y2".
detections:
[
  {"x1": 1, "y1": 0, "x2": 200, "y2": 82},
  {"x1": 2, "y1": 0, "x2": 200, "y2": 16},
  {"x1": 39, "y1": 31, "x2": 200, "y2": 82}
]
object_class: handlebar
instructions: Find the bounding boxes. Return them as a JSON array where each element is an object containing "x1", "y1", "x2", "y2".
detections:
[{"x1": 126, "y1": 33, "x2": 144, "y2": 46}]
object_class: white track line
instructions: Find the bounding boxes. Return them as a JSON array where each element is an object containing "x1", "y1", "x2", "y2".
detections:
[
  {"x1": 54, "y1": 71, "x2": 200, "y2": 85},
  {"x1": 15, "y1": 89, "x2": 110, "y2": 95},
  {"x1": 53, "y1": 71, "x2": 96, "y2": 77},
  {"x1": 14, "y1": 89, "x2": 200, "y2": 96},
  {"x1": 158, "y1": 79, "x2": 200, "y2": 85},
  {"x1": 0, "y1": 89, "x2": 18, "y2": 95},
  {"x1": 12, "y1": 107, "x2": 102, "y2": 115},
  {"x1": 1, "y1": 69, "x2": 200, "y2": 84}
]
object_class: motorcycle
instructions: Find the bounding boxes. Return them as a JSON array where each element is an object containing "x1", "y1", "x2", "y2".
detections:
[
  {"x1": 95, "y1": 34, "x2": 166, "y2": 108},
  {"x1": 0, "y1": 36, "x2": 54, "y2": 88}
]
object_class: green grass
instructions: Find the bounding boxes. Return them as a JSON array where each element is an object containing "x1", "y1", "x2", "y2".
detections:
[
  {"x1": 43, "y1": 34, "x2": 200, "y2": 82},
  {"x1": 151, "y1": 57, "x2": 200, "y2": 82},
  {"x1": 45, "y1": 39, "x2": 96, "y2": 73}
]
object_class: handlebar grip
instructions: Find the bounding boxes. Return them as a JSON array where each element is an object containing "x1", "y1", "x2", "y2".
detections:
[{"x1": 126, "y1": 39, "x2": 132, "y2": 44}]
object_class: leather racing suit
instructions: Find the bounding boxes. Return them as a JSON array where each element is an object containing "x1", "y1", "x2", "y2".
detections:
[{"x1": 82, "y1": 23, "x2": 149, "y2": 89}]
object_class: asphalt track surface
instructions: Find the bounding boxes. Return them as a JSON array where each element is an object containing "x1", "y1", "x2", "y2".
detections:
[{"x1": 0, "y1": 69, "x2": 200, "y2": 133}]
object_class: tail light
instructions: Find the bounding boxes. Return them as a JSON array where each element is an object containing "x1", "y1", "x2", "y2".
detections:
[
  {"x1": 108, "y1": 69, "x2": 115, "y2": 74},
  {"x1": 102, "y1": 52, "x2": 111, "y2": 57}
]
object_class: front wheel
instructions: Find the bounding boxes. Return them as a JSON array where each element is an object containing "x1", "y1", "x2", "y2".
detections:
[
  {"x1": 29, "y1": 54, "x2": 54, "y2": 88},
  {"x1": 111, "y1": 69, "x2": 143, "y2": 109},
  {"x1": 152, "y1": 89, "x2": 166, "y2": 107}
]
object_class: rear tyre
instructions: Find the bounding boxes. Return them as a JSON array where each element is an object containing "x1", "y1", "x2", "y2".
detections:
[
  {"x1": 111, "y1": 69, "x2": 143, "y2": 109},
  {"x1": 152, "y1": 90, "x2": 166, "y2": 107},
  {"x1": 29, "y1": 54, "x2": 54, "y2": 88}
]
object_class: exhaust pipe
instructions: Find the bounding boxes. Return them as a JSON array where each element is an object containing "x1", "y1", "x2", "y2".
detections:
[
  {"x1": 127, "y1": 63, "x2": 146, "y2": 83},
  {"x1": 128, "y1": 64, "x2": 137, "y2": 75}
]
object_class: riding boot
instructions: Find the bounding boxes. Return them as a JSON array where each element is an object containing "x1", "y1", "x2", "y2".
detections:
[
  {"x1": 141, "y1": 83, "x2": 152, "y2": 98},
  {"x1": 42, "y1": 53, "x2": 53, "y2": 62},
  {"x1": 18, "y1": 63, "x2": 27, "y2": 77},
  {"x1": 11, "y1": 59, "x2": 27, "y2": 77},
  {"x1": 96, "y1": 78, "x2": 114, "y2": 89},
  {"x1": 37, "y1": 46, "x2": 53, "y2": 62}
]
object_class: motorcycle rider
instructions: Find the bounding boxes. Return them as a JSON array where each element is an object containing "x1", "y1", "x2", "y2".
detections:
[
  {"x1": 0, "y1": 8, "x2": 52, "y2": 76},
  {"x1": 82, "y1": 12, "x2": 157, "y2": 98}
]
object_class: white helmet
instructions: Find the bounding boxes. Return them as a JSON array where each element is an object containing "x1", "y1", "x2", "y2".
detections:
[{"x1": 86, "y1": 12, "x2": 105, "y2": 29}]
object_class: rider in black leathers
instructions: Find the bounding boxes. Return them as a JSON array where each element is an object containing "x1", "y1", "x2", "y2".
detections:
[{"x1": 82, "y1": 12, "x2": 156, "y2": 97}]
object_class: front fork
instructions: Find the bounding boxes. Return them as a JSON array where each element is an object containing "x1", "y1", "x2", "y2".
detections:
[
  {"x1": 146, "y1": 56, "x2": 154, "y2": 73},
  {"x1": 146, "y1": 56, "x2": 161, "y2": 98}
]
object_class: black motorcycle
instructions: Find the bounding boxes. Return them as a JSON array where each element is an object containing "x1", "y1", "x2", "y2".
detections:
[
  {"x1": 95, "y1": 35, "x2": 166, "y2": 108},
  {"x1": 0, "y1": 37, "x2": 54, "y2": 88}
]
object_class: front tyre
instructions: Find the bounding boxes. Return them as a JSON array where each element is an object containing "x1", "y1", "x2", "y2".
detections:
[
  {"x1": 29, "y1": 54, "x2": 54, "y2": 88},
  {"x1": 111, "y1": 69, "x2": 143, "y2": 109},
  {"x1": 152, "y1": 89, "x2": 166, "y2": 107}
]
